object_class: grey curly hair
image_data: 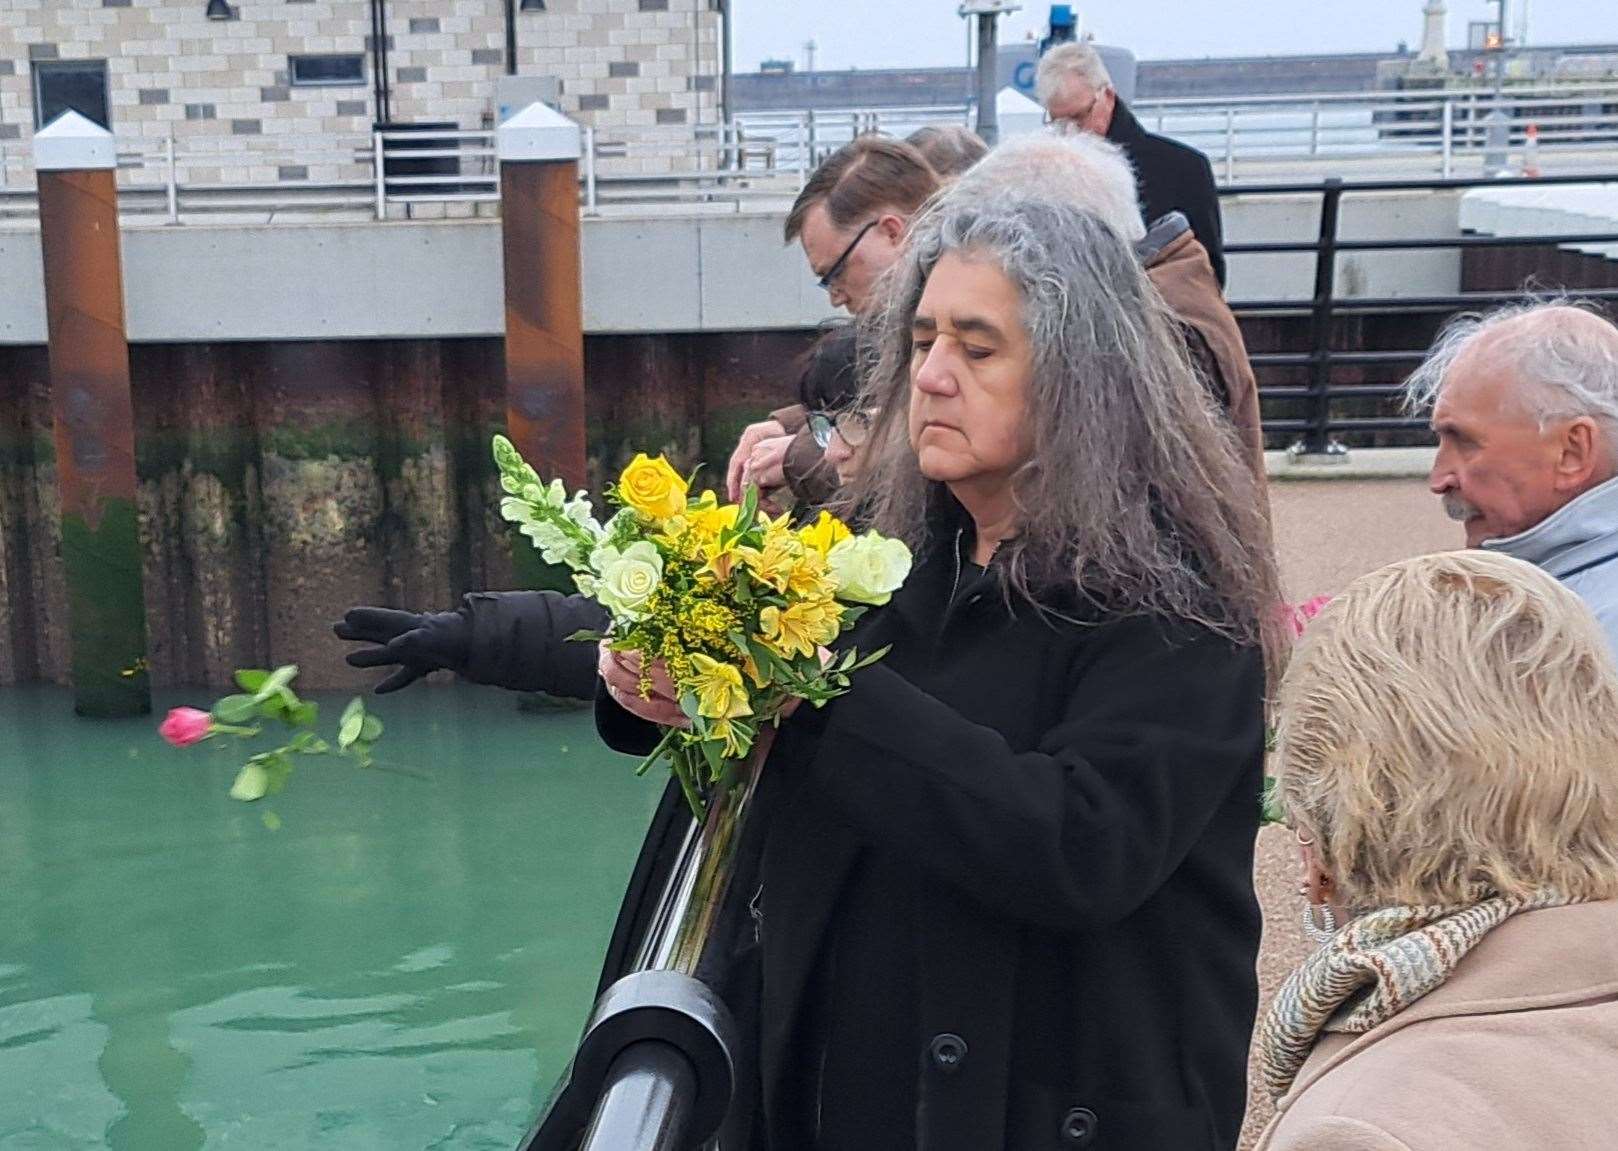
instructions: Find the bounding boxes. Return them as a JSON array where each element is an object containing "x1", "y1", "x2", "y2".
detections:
[{"x1": 846, "y1": 192, "x2": 1279, "y2": 647}]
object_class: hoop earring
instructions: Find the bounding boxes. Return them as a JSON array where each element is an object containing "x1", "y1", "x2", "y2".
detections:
[{"x1": 1302, "y1": 902, "x2": 1337, "y2": 945}]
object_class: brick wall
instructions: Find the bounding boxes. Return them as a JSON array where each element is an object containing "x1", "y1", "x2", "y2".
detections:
[{"x1": 0, "y1": 0, "x2": 724, "y2": 185}]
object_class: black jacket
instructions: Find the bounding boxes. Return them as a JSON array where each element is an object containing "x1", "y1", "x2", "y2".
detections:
[
  {"x1": 1108, "y1": 100, "x2": 1227, "y2": 288},
  {"x1": 459, "y1": 589, "x2": 607, "y2": 699},
  {"x1": 598, "y1": 510, "x2": 1266, "y2": 1150}
]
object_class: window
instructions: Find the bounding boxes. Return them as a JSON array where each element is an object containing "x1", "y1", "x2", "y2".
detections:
[
  {"x1": 289, "y1": 54, "x2": 366, "y2": 87},
  {"x1": 32, "y1": 59, "x2": 110, "y2": 130}
]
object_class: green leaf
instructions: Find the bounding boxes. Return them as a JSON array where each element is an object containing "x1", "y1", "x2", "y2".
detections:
[
  {"x1": 565, "y1": 629, "x2": 606, "y2": 644},
  {"x1": 213, "y1": 694, "x2": 259, "y2": 725},
  {"x1": 679, "y1": 691, "x2": 700, "y2": 723},
  {"x1": 290, "y1": 701, "x2": 319, "y2": 728},
  {"x1": 256, "y1": 664, "x2": 299, "y2": 703},
  {"x1": 229, "y1": 763, "x2": 270, "y2": 801},
  {"x1": 234, "y1": 669, "x2": 269, "y2": 693},
  {"x1": 261, "y1": 810, "x2": 282, "y2": 831},
  {"x1": 338, "y1": 698, "x2": 365, "y2": 749},
  {"x1": 697, "y1": 736, "x2": 725, "y2": 785},
  {"x1": 256, "y1": 695, "x2": 288, "y2": 721},
  {"x1": 358, "y1": 715, "x2": 383, "y2": 742}
]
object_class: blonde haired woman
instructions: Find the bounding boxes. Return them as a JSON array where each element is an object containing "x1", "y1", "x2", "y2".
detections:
[{"x1": 1258, "y1": 550, "x2": 1618, "y2": 1150}]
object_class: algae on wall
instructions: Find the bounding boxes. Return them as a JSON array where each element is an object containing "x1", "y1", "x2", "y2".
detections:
[{"x1": 0, "y1": 330, "x2": 817, "y2": 690}]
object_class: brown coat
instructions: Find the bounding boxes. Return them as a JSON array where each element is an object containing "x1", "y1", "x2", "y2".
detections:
[
  {"x1": 1256, "y1": 900, "x2": 1618, "y2": 1151},
  {"x1": 1142, "y1": 222, "x2": 1267, "y2": 491}
]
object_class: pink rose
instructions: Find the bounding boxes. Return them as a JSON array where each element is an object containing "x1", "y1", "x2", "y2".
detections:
[
  {"x1": 159, "y1": 707, "x2": 213, "y2": 748},
  {"x1": 1284, "y1": 595, "x2": 1333, "y2": 639}
]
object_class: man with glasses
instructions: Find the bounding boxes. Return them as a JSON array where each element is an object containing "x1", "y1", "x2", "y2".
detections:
[
  {"x1": 1036, "y1": 42, "x2": 1226, "y2": 287},
  {"x1": 727, "y1": 137, "x2": 941, "y2": 506}
]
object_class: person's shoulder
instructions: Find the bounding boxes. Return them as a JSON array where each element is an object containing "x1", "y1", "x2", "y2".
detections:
[{"x1": 1265, "y1": 1115, "x2": 1414, "y2": 1151}]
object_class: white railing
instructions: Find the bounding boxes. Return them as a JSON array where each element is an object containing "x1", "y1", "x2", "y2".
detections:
[{"x1": 2, "y1": 83, "x2": 1616, "y2": 224}]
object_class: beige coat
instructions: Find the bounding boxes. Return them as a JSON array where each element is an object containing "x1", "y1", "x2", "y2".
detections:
[{"x1": 1256, "y1": 901, "x2": 1618, "y2": 1151}]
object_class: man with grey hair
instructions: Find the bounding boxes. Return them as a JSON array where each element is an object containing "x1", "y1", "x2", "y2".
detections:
[
  {"x1": 1036, "y1": 41, "x2": 1226, "y2": 285},
  {"x1": 1408, "y1": 301, "x2": 1618, "y2": 647},
  {"x1": 951, "y1": 132, "x2": 1265, "y2": 483}
]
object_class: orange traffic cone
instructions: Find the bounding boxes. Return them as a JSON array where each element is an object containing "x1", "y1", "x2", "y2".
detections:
[{"x1": 1523, "y1": 122, "x2": 1541, "y2": 178}]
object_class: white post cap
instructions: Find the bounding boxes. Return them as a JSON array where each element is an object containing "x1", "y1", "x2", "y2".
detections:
[
  {"x1": 34, "y1": 110, "x2": 117, "y2": 172},
  {"x1": 497, "y1": 101, "x2": 582, "y2": 163}
]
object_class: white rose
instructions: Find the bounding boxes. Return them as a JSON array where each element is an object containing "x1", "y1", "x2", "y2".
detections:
[
  {"x1": 593, "y1": 541, "x2": 664, "y2": 620},
  {"x1": 828, "y1": 533, "x2": 913, "y2": 607}
]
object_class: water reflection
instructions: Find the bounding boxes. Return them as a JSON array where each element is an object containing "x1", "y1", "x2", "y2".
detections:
[{"x1": 0, "y1": 686, "x2": 662, "y2": 1149}]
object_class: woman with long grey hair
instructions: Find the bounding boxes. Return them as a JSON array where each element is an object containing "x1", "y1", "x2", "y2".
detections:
[{"x1": 599, "y1": 191, "x2": 1279, "y2": 1149}]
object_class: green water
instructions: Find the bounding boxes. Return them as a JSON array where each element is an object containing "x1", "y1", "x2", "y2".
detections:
[{"x1": 0, "y1": 685, "x2": 665, "y2": 1150}]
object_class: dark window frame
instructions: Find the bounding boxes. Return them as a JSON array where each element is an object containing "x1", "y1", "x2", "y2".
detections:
[
  {"x1": 31, "y1": 58, "x2": 111, "y2": 130},
  {"x1": 288, "y1": 53, "x2": 367, "y2": 88}
]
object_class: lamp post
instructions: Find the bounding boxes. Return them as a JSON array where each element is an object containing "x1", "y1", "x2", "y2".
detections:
[{"x1": 958, "y1": 0, "x2": 1020, "y2": 147}]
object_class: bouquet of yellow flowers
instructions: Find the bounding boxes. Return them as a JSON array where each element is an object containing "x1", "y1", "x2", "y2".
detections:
[{"x1": 493, "y1": 435, "x2": 911, "y2": 818}]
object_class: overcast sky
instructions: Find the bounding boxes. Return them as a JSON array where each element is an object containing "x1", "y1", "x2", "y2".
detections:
[{"x1": 734, "y1": 1, "x2": 1618, "y2": 73}]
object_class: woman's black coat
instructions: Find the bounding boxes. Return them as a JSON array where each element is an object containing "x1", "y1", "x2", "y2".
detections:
[{"x1": 596, "y1": 519, "x2": 1267, "y2": 1151}]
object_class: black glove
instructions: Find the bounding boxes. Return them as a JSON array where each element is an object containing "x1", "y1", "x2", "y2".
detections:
[{"x1": 333, "y1": 606, "x2": 472, "y2": 694}]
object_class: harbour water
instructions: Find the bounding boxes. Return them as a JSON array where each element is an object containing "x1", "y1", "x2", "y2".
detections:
[{"x1": 0, "y1": 685, "x2": 664, "y2": 1149}]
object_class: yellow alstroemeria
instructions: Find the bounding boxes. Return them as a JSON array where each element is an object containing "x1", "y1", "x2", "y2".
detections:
[
  {"x1": 688, "y1": 653, "x2": 753, "y2": 720},
  {"x1": 743, "y1": 531, "x2": 805, "y2": 594},
  {"x1": 708, "y1": 716, "x2": 752, "y2": 758},
  {"x1": 618, "y1": 453, "x2": 689, "y2": 521},
  {"x1": 798, "y1": 509, "x2": 853, "y2": 557},
  {"x1": 759, "y1": 599, "x2": 841, "y2": 661},
  {"x1": 783, "y1": 545, "x2": 838, "y2": 601},
  {"x1": 687, "y1": 491, "x2": 740, "y2": 540}
]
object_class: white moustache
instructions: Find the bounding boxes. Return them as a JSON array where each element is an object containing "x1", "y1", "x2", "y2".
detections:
[{"x1": 1442, "y1": 493, "x2": 1480, "y2": 523}]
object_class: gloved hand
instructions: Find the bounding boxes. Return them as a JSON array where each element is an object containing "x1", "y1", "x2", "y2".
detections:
[{"x1": 333, "y1": 606, "x2": 472, "y2": 694}]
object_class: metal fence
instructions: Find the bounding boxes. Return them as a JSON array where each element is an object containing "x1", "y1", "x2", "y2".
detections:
[
  {"x1": 1230, "y1": 172, "x2": 1618, "y2": 456},
  {"x1": 3, "y1": 83, "x2": 1617, "y2": 222}
]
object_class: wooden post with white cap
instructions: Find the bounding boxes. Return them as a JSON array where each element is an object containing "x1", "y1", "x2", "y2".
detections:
[{"x1": 33, "y1": 111, "x2": 151, "y2": 717}]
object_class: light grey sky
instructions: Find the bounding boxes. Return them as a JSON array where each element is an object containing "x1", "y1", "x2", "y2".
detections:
[{"x1": 734, "y1": 1, "x2": 1618, "y2": 73}]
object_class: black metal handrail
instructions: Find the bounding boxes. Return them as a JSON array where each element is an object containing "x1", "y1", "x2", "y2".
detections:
[{"x1": 1221, "y1": 173, "x2": 1618, "y2": 454}]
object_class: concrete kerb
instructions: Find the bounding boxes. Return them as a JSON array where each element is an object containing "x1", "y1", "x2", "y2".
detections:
[{"x1": 1266, "y1": 446, "x2": 1435, "y2": 481}]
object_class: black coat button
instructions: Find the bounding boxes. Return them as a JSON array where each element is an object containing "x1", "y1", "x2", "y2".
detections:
[
  {"x1": 927, "y1": 1032, "x2": 967, "y2": 1073},
  {"x1": 1060, "y1": 1107, "x2": 1098, "y2": 1147}
]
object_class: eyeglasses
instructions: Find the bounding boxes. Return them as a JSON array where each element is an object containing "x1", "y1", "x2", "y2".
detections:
[
  {"x1": 807, "y1": 409, "x2": 872, "y2": 450},
  {"x1": 816, "y1": 220, "x2": 880, "y2": 292}
]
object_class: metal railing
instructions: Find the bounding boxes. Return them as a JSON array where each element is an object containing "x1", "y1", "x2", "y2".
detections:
[
  {"x1": 1229, "y1": 172, "x2": 1618, "y2": 455},
  {"x1": 4, "y1": 84, "x2": 1618, "y2": 223}
]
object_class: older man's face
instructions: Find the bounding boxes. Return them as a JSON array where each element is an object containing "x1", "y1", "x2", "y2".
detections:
[
  {"x1": 1428, "y1": 350, "x2": 1578, "y2": 547},
  {"x1": 1043, "y1": 78, "x2": 1117, "y2": 137}
]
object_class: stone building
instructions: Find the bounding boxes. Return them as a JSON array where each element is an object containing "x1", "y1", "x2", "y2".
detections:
[{"x1": 0, "y1": 0, "x2": 725, "y2": 183}]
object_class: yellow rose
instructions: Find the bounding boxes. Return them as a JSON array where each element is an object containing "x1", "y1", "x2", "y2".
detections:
[
  {"x1": 618, "y1": 453, "x2": 689, "y2": 521},
  {"x1": 798, "y1": 510, "x2": 853, "y2": 558}
]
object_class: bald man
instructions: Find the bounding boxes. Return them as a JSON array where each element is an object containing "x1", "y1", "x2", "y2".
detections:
[{"x1": 1406, "y1": 302, "x2": 1618, "y2": 647}]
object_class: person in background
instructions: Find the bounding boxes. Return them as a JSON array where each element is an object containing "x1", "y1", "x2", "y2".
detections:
[
  {"x1": 951, "y1": 132, "x2": 1264, "y2": 486},
  {"x1": 905, "y1": 123, "x2": 988, "y2": 180},
  {"x1": 1405, "y1": 301, "x2": 1618, "y2": 648},
  {"x1": 1036, "y1": 42, "x2": 1226, "y2": 287},
  {"x1": 728, "y1": 136, "x2": 940, "y2": 508},
  {"x1": 600, "y1": 192, "x2": 1278, "y2": 1149},
  {"x1": 1257, "y1": 550, "x2": 1618, "y2": 1150}
]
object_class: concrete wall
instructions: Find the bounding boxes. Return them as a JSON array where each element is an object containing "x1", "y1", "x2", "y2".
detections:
[{"x1": 0, "y1": 190, "x2": 1469, "y2": 345}]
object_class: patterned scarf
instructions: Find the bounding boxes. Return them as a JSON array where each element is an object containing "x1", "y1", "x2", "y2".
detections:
[{"x1": 1257, "y1": 888, "x2": 1579, "y2": 1100}]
